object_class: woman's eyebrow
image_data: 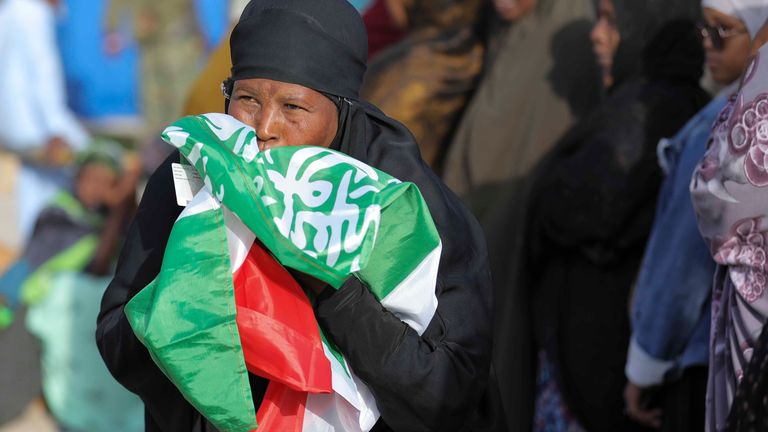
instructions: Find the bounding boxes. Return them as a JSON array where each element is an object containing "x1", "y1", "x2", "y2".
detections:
[
  {"x1": 281, "y1": 94, "x2": 311, "y2": 104},
  {"x1": 713, "y1": 16, "x2": 745, "y2": 29},
  {"x1": 234, "y1": 84, "x2": 261, "y2": 95}
]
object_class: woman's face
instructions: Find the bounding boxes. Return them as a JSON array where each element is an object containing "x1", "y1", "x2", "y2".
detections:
[
  {"x1": 590, "y1": 0, "x2": 620, "y2": 88},
  {"x1": 77, "y1": 163, "x2": 118, "y2": 209},
  {"x1": 702, "y1": 8, "x2": 751, "y2": 85},
  {"x1": 227, "y1": 78, "x2": 339, "y2": 151}
]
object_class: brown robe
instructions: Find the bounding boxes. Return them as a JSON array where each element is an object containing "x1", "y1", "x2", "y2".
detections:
[{"x1": 360, "y1": 0, "x2": 485, "y2": 168}]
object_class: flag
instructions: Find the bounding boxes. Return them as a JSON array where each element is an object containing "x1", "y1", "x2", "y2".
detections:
[{"x1": 126, "y1": 113, "x2": 441, "y2": 431}]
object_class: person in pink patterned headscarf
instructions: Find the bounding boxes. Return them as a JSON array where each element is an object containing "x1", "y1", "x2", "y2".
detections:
[{"x1": 690, "y1": 5, "x2": 768, "y2": 430}]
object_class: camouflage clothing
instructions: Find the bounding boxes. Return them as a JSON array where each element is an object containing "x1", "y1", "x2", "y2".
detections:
[{"x1": 105, "y1": 0, "x2": 204, "y2": 136}]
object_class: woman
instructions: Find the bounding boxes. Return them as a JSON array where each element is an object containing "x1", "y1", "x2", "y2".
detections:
[
  {"x1": 719, "y1": 18, "x2": 768, "y2": 432},
  {"x1": 526, "y1": 1, "x2": 709, "y2": 430},
  {"x1": 96, "y1": 1, "x2": 500, "y2": 431},
  {"x1": 690, "y1": 7, "x2": 768, "y2": 431},
  {"x1": 623, "y1": 1, "x2": 759, "y2": 430}
]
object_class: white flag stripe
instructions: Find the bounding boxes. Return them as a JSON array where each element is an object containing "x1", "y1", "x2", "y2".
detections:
[
  {"x1": 178, "y1": 188, "x2": 220, "y2": 219},
  {"x1": 352, "y1": 372, "x2": 380, "y2": 430},
  {"x1": 223, "y1": 207, "x2": 255, "y2": 273},
  {"x1": 379, "y1": 244, "x2": 442, "y2": 335},
  {"x1": 323, "y1": 345, "x2": 363, "y2": 410},
  {"x1": 303, "y1": 391, "x2": 365, "y2": 432}
]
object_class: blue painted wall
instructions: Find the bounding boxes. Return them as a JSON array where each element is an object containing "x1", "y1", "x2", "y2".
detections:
[
  {"x1": 57, "y1": 0, "x2": 228, "y2": 119},
  {"x1": 57, "y1": 0, "x2": 140, "y2": 118}
]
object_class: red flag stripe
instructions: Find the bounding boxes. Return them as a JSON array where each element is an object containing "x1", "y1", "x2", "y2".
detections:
[
  {"x1": 233, "y1": 243, "x2": 332, "y2": 393},
  {"x1": 255, "y1": 382, "x2": 307, "y2": 432}
]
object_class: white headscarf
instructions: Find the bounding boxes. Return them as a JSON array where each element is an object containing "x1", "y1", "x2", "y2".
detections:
[{"x1": 702, "y1": 0, "x2": 768, "y2": 38}]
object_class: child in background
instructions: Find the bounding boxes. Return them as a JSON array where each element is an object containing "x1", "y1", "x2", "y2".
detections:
[
  {"x1": 0, "y1": 141, "x2": 135, "y2": 321},
  {"x1": 0, "y1": 140, "x2": 143, "y2": 431}
]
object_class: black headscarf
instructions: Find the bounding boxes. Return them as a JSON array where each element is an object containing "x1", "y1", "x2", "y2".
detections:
[
  {"x1": 231, "y1": 0, "x2": 367, "y2": 99},
  {"x1": 603, "y1": 0, "x2": 701, "y2": 87},
  {"x1": 642, "y1": 18, "x2": 705, "y2": 84}
]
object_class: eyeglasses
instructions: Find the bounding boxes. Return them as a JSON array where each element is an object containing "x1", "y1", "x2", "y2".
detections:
[
  {"x1": 221, "y1": 78, "x2": 234, "y2": 100},
  {"x1": 697, "y1": 23, "x2": 748, "y2": 51}
]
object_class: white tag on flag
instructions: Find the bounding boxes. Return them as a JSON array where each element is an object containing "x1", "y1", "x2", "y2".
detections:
[{"x1": 172, "y1": 163, "x2": 203, "y2": 207}]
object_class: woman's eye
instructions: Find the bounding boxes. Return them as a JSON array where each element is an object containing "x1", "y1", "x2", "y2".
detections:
[{"x1": 238, "y1": 95, "x2": 258, "y2": 104}]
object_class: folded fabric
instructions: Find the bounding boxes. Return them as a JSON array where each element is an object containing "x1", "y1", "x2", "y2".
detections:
[
  {"x1": 27, "y1": 271, "x2": 144, "y2": 432},
  {"x1": 126, "y1": 113, "x2": 442, "y2": 431}
]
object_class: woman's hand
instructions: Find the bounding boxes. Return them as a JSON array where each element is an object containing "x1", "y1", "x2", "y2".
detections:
[{"x1": 623, "y1": 381, "x2": 662, "y2": 429}]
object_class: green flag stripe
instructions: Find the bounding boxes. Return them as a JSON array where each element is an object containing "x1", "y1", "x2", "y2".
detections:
[
  {"x1": 126, "y1": 198, "x2": 257, "y2": 432},
  {"x1": 357, "y1": 185, "x2": 440, "y2": 300}
]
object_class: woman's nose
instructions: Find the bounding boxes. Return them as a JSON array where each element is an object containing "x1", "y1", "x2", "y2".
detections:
[{"x1": 255, "y1": 106, "x2": 280, "y2": 149}]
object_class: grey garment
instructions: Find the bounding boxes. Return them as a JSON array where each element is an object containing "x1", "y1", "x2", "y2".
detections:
[
  {"x1": 442, "y1": 0, "x2": 601, "y2": 198},
  {"x1": 0, "y1": 307, "x2": 42, "y2": 424},
  {"x1": 440, "y1": 1, "x2": 602, "y2": 430}
]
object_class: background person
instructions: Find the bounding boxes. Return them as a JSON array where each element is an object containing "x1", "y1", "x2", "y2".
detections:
[
  {"x1": 438, "y1": 1, "x2": 602, "y2": 428},
  {"x1": 623, "y1": 1, "x2": 761, "y2": 430},
  {"x1": 527, "y1": 0, "x2": 708, "y2": 429},
  {"x1": 0, "y1": 0, "x2": 90, "y2": 245},
  {"x1": 690, "y1": 3, "x2": 768, "y2": 429},
  {"x1": 0, "y1": 142, "x2": 141, "y2": 429},
  {"x1": 103, "y1": 0, "x2": 205, "y2": 139}
]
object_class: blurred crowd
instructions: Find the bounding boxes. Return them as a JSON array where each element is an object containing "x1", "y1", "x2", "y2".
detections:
[{"x1": 2, "y1": 0, "x2": 768, "y2": 431}]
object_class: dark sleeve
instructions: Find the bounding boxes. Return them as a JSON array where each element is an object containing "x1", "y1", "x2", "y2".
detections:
[
  {"x1": 314, "y1": 270, "x2": 492, "y2": 431},
  {"x1": 95, "y1": 152, "x2": 201, "y2": 430}
]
